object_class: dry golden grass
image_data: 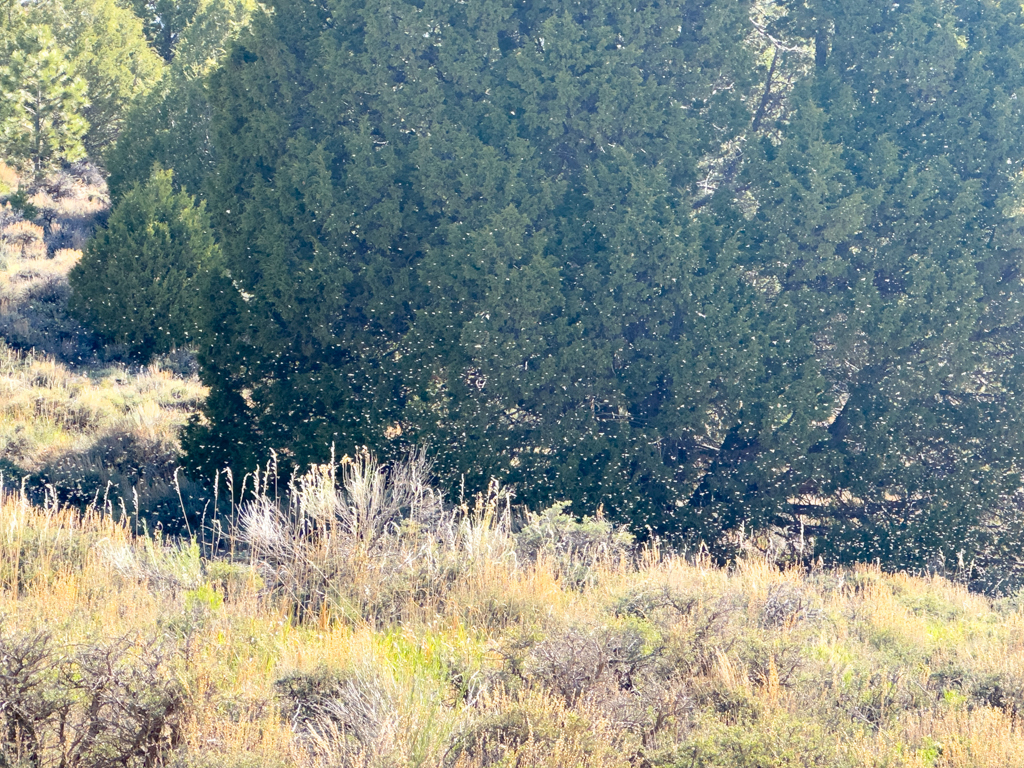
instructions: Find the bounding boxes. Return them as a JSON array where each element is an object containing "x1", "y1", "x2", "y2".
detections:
[
  {"x1": 5, "y1": 457, "x2": 1024, "y2": 768},
  {"x1": 0, "y1": 340, "x2": 206, "y2": 520},
  {"x1": 0, "y1": 342, "x2": 204, "y2": 469},
  {"x1": 0, "y1": 163, "x2": 18, "y2": 195}
]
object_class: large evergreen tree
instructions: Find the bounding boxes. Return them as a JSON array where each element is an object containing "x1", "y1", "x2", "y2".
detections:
[
  {"x1": 187, "y1": 0, "x2": 821, "y2": 539},
  {"x1": 184, "y1": 0, "x2": 1024, "y2": 573},
  {"x1": 729, "y1": 0, "x2": 1024, "y2": 568}
]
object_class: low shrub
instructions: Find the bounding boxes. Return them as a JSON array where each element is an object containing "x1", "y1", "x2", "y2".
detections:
[
  {"x1": 68, "y1": 167, "x2": 218, "y2": 361},
  {"x1": 513, "y1": 501, "x2": 634, "y2": 588},
  {"x1": 0, "y1": 629, "x2": 185, "y2": 768},
  {"x1": 670, "y1": 715, "x2": 850, "y2": 768},
  {"x1": 2, "y1": 219, "x2": 45, "y2": 258}
]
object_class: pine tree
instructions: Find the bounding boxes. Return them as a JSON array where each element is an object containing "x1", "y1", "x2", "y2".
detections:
[
  {"x1": 0, "y1": 24, "x2": 88, "y2": 178},
  {"x1": 0, "y1": 0, "x2": 23, "y2": 138},
  {"x1": 128, "y1": 0, "x2": 200, "y2": 61},
  {"x1": 32, "y1": 0, "x2": 164, "y2": 154},
  {"x1": 68, "y1": 167, "x2": 219, "y2": 359}
]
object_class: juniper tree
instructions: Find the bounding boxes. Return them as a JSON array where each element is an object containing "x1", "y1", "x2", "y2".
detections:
[
  {"x1": 183, "y1": 0, "x2": 1024, "y2": 571},
  {"x1": 734, "y1": 0, "x2": 1024, "y2": 569},
  {"x1": 185, "y1": 0, "x2": 814, "y2": 539},
  {"x1": 69, "y1": 167, "x2": 219, "y2": 359}
]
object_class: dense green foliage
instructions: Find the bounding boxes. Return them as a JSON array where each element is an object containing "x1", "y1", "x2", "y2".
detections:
[
  {"x1": 731, "y1": 0, "x2": 1024, "y2": 568},
  {"x1": 33, "y1": 0, "x2": 164, "y2": 155},
  {"x1": 105, "y1": 0, "x2": 254, "y2": 199},
  {"x1": 128, "y1": 0, "x2": 199, "y2": 60},
  {"x1": 187, "y1": 0, "x2": 790, "y2": 539},
  {"x1": 0, "y1": 0, "x2": 162, "y2": 171},
  {"x1": 0, "y1": 22, "x2": 88, "y2": 177},
  {"x1": 180, "y1": 0, "x2": 1024, "y2": 572},
  {"x1": 69, "y1": 167, "x2": 219, "y2": 358}
]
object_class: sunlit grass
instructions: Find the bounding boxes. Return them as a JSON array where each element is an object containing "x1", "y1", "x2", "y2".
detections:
[
  {"x1": 0, "y1": 164, "x2": 208, "y2": 528},
  {"x1": 5, "y1": 457, "x2": 1024, "y2": 767},
  {"x1": 0, "y1": 341, "x2": 205, "y2": 476}
]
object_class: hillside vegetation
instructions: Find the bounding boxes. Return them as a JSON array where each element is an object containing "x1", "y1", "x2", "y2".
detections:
[
  {"x1": 4, "y1": 456, "x2": 1024, "y2": 767},
  {"x1": 10, "y1": 0, "x2": 1024, "y2": 576},
  {"x1": 150, "y1": 0, "x2": 1024, "y2": 577},
  {"x1": 0, "y1": 161, "x2": 207, "y2": 523},
  {"x1": 7, "y1": 0, "x2": 1024, "y2": 762}
]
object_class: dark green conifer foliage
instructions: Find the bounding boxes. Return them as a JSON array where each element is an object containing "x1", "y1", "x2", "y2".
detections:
[
  {"x1": 0, "y1": 0, "x2": 25, "y2": 134},
  {"x1": 739, "y1": 0, "x2": 1024, "y2": 569},
  {"x1": 0, "y1": 0, "x2": 24, "y2": 57},
  {"x1": 186, "y1": 0, "x2": 1024, "y2": 570},
  {"x1": 128, "y1": 0, "x2": 199, "y2": 61},
  {"x1": 187, "y1": 0, "x2": 813, "y2": 537},
  {"x1": 69, "y1": 167, "x2": 219, "y2": 359},
  {"x1": 105, "y1": 0, "x2": 254, "y2": 199}
]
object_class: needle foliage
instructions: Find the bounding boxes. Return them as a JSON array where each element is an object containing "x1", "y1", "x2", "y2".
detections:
[{"x1": 181, "y1": 0, "x2": 1024, "y2": 571}]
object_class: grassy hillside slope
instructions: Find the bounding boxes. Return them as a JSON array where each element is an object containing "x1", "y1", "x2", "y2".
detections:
[
  {"x1": 0, "y1": 162, "x2": 207, "y2": 523},
  {"x1": 4, "y1": 456, "x2": 1024, "y2": 768},
  {"x1": 3, "y1": 163, "x2": 1024, "y2": 768}
]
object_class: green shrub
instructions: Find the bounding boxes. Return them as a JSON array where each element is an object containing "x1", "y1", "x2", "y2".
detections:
[
  {"x1": 670, "y1": 716, "x2": 849, "y2": 768},
  {"x1": 68, "y1": 167, "x2": 218, "y2": 360},
  {"x1": 514, "y1": 502, "x2": 634, "y2": 588}
]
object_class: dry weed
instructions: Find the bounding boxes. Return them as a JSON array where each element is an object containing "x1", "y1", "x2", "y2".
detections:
[{"x1": 5, "y1": 454, "x2": 1024, "y2": 767}]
